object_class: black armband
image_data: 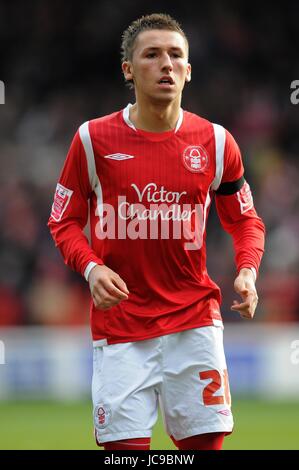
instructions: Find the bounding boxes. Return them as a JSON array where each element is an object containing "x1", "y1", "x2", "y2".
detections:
[{"x1": 215, "y1": 176, "x2": 245, "y2": 195}]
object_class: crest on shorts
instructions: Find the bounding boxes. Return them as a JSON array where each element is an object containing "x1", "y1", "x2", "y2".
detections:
[
  {"x1": 94, "y1": 404, "x2": 111, "y2": 430},
  {"x1": 183, "y1": 145, "x2": 209, "y2": 173},
  {"x1": 51, "y1": 183, "x2": 73, "y2": 222}
]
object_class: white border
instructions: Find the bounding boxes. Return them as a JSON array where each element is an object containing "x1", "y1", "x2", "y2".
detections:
[{"x1": 211, "y1": 124, "x2": 226, "y2": 190}]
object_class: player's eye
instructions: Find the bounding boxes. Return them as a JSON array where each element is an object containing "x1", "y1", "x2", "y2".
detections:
[{"x1": 146, "y1": 53, "x2": 157, "y2": 58}]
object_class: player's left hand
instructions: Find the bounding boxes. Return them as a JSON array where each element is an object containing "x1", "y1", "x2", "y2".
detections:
[{"x1": 231, "y1": 268, "x2": 258, "y2": 319}]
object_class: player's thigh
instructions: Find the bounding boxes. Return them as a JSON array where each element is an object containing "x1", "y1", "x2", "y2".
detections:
[
  {"x1": 92, "y1": 339, "x2": 161, "y2": 442},
  {"x1": 161, "y1": 326, "x2": 233, "y2": 441}
]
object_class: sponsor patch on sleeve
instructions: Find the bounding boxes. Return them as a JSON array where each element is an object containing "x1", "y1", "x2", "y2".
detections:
[
  {"x1": 51, "y1": 183, "x2": 73, "y2": 221},
  {"x1": 236, "y1": 181, "x2": 253, "y2": 214}
]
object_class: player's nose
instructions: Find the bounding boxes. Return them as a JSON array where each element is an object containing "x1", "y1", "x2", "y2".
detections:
[{"x1": 160, "y1": 53, "x2": 173, "y2": 71}]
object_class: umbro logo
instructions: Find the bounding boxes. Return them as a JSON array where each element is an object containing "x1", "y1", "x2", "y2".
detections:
[
  {"x1": 104, "y1": 153, "x2": 135, "y2": 161},
  {"x1": 217, "y1": 409, "x2": 231, "y2": 416}
]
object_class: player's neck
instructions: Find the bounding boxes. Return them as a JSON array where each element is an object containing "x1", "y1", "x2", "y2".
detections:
[{"x1": 129, "y1": 99, "x2": 181, "y2": 133}]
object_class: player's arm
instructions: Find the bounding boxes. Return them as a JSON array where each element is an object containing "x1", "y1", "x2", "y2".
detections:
[
  {"x1": 214, "y1": 131, "x2": 265, "y2": 319},
  {"x1": 48, "y1": 128, "x2": 129, "y2": 309}
]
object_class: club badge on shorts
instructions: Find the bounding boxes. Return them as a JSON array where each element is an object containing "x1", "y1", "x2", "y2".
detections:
[{"x1": 94, "y1": 404, "x2": 111, "y2": 430}]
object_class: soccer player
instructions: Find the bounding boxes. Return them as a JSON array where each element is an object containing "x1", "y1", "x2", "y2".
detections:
[{"x1": 48, "y1": 13, "x2": 265, "y2": 450}]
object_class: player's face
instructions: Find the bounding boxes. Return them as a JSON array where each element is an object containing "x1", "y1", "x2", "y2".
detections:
[{"x1": 123, "y1": 30, "x2": 191, "y2": 103}]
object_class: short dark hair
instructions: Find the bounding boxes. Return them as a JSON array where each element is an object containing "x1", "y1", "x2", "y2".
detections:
[{"x1": 121, "y1": 13, "x2": 189, "y2": 63}]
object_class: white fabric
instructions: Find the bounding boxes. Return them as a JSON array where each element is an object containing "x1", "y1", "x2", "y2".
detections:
[
  {"x1": 93, "y1": 338, "x2": 108, "y2": 347},
  {"x1": 211, "y1": 124, "x2": 226, "y2": 190},
  {"x1": 84, "y1": 261, "x2": 98, "y2": 282},
  {"x1": 122, "y1": 104, "x2": 137, "y2": 131},
  {"x1": 79, "y1": 122, "x2": 98, "y2": 190},
  {"x1": 79, "y1": 121, "x2": 104, "y2": 228},
  {"x1": 92, "y1": 326, "x2": 233, "y2": 443},
  {"x1": 174, "y1": 107, "x2": 184, "y2": 133}
]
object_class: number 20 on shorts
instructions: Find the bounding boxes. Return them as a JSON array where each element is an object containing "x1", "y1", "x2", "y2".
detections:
[{"x1": 199, "y1": 369, "x2": 231, "y2": 406}]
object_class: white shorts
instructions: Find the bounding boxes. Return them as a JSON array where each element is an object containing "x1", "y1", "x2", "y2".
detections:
[{"x1": 92, "y1": 326, "x2": 233, "y2": 444}]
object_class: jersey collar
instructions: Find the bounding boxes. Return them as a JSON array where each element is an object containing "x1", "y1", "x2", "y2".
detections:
[{"x1": 122, "y1": 103, "x2": 184, "y2": 133}]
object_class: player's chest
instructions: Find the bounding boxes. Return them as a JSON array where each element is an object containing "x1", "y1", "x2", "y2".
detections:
[{"x1": 93, "y1": 135, "x2": 215, "y2": 202}]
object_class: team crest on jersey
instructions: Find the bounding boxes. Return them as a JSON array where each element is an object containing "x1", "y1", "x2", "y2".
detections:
[
  {"x1": 94, "y1": 404, "x2": 111, "y2": 430},
  {"x1": 183, "y1": 145, "x2": 209, "y2": 173},
  {"x1": 236, "y1": 181, "x2": 253, "y2": 214},
  {"x1": 51, "y1": 183, "x2": 73, "y2": 222}
]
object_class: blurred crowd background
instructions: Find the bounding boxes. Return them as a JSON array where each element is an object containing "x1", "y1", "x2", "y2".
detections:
[{"x1": 0, "y1": 0, "x2": 298, "y2": 328}]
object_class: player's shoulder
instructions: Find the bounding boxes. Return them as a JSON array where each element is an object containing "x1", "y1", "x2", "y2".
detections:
[
  {"x1": 77, "y1": 109, "x2": 125, "y2": 139},
  {"x1": 184, "y1": 110, "x2": 238, "y2": 145},
  {"x1": 182, "y1": 109, "x2": 217, "y2": 133},
  {"x1": 88, "y1": 109, "x2": 123, "y2": 131}
]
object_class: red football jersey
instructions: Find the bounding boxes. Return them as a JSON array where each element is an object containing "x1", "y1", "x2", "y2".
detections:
[{"x1": 48, "y1": 104, "x2": 265, "y2": 344}]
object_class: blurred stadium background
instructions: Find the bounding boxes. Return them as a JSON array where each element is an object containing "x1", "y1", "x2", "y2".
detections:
[{"x1": 0, "y1": 0, "x2": 299, "y2": 450}]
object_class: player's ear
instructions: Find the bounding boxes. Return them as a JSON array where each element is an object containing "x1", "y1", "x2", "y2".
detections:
[
  {"x1": 122, "y1": 61, "x2": 134, "y2": 82},
  {"x1": 185, "y1": 63, "x2": 191, "y2": 83}
]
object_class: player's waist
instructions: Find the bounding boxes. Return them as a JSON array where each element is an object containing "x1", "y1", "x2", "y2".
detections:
[{"x1": 90, "y1": 293, "x2": 222, "y2": 344}]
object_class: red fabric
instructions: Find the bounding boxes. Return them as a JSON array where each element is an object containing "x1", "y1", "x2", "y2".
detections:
[
  {"x1": 216, "y1": 129, "x2": 265, "y2": 275},
  {"x1": 48, "y1": 108, "x2": 265, "y2": 344},
  {"x1": 48, "y1": 130, "x2": 104, "y2": 276},
  {"x1": 172, "y1": 432, "x2": 225, "y2": 450},
  {"x1": 103, "y1": 437, "x2": 151, "y2": 450},
  {"x1": 215, "y1": 186, "x2": 265, "y2": 276},
  {"x1": 221, "y1": 130, "x2": 244, "y2": 183}
]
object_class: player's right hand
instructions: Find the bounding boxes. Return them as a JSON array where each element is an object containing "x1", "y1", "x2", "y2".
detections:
[{"x1": 88, "y1": 264, "x2": 129, "y2": 310}]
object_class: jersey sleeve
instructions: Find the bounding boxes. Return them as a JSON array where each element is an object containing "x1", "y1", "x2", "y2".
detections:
[
  {"x1": 214, "y1": 130, "x2": 265, "y2": 276},
  {"x1": 216, "y1": 129, "x2": 244, "y2": 191},
  {"x1": 48, "y1": 129, "x2": 103, "y2": 278}
]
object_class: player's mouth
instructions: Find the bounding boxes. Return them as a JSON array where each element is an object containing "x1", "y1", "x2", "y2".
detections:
[{"x1": 157, "y1": 76, "x2": 175, "y2": 88}]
